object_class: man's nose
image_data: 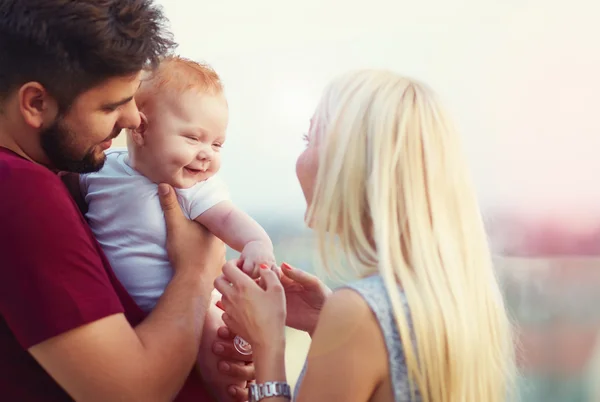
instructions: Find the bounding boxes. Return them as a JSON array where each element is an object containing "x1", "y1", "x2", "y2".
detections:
[{"x1": 120, "y1": 101, "x2": 142, "y2": 131}]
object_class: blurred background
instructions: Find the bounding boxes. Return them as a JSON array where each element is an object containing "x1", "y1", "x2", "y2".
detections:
[{"x1": 112, "y1": 0, "x2": 600, "y2": 400}]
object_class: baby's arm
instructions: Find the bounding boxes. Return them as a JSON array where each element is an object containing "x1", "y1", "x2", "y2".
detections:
[{"x1": 196, "y1": 201, "x2": 275, "y2": 277}]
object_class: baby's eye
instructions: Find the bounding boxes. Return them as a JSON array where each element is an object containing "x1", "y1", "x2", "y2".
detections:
[
  {"x1": 302, "y1": 133, "x2": 309, "y2": 144},
  {"x1": 185, "y1": 135, "x2": 199, "y2": 142},
  {"x1": 212, "y1": 143, "x2": 222, "y2": 148}
]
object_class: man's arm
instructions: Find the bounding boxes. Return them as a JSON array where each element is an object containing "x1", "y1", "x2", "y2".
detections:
[
  {"x1": 197, "y1": 200, "x2": 272, "y2": 253},
  {"x1": 30, "y1": 271, "x2": 213, "y2": 401},
  {"x1": 3, "y1": 179, "x2": 223, "y2": 401}
]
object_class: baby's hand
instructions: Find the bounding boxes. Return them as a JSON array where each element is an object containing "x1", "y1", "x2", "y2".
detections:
[{"x1": 238, "y1": 240, "x2": 276, "y2": 278}]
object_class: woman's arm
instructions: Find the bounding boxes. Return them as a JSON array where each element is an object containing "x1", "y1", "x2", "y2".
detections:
[
  {"x1": 250, "y1": 338, "x2": 289, "y2": 402},
  {"x1": 293, "y1": 289, "x2": 388, "y2": 402},
  {"x1": 214, "y1": 262, "x2": 290, "y2": 401},
  {"x1": 214, "y1": 261, "x2": 389, "y2": 402}
]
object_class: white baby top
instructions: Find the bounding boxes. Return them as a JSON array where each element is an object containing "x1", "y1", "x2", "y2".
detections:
[{"x1": 80, "y1": 148, "x2": 229, "y2": 312}]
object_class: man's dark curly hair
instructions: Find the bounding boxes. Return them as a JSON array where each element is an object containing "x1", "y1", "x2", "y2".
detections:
[{"x1": 0, "y1": 0, "x2": 176, "y2": 111}]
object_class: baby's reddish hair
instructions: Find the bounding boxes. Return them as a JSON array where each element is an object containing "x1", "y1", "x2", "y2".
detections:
[{"x1": 135, "y1": 55, "x2": 223, "y2": 109}]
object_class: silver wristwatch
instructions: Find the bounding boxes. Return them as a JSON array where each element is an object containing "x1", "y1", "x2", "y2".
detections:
[{"x1": 249, "y1": 381, "x2": 292, "y2": 401}]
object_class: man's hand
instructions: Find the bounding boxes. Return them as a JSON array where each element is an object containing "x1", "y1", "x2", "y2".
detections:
[
  {"x1": 213, "y1": 326, "x2": 256, "y2": 400},
  {"x1": 196, "y1": 302, "x2": 250, "y2": 401},
  {"x1": 160, "y1": 183, "x2": 225, "y2": 279}
]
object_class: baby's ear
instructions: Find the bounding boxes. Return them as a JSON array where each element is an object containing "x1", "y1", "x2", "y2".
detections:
[{"x1": 131, "y1": 111, "x2": 148, "y2": 146}]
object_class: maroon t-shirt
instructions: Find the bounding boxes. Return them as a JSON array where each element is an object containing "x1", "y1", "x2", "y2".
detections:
[{"x1": 0, "y1": 147, "x2": 212, "y2": 401}]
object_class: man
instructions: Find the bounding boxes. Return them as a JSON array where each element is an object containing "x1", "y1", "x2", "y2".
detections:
[{"x1": 0, "y1": 1, "x2": 253, "y2": 400}]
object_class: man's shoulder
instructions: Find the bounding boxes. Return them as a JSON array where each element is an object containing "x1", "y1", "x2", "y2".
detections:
[{"x1": 0, "y1": 147, "x2": 64, "y2": 192}]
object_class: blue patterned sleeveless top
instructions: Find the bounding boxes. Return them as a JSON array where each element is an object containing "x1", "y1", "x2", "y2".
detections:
[{"x1": 293, "y1": 275, "x2": 419, "y2": 401}]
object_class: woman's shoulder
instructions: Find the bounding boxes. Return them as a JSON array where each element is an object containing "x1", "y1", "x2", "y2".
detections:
[
  {"x1": 343, "y1": 275, "x2": 406, "y2": 312},
  {"x1": 341, "y1": 275, "x2": 416, "y2": 401},
  {"x1": 321, "y1": 276, "x2": 393, "y2": 331},
  {"x1": 346, "y1": 274, "x2": 388, "y2": 291},
  {"x1": 314, "y1": 278, "x2": 393, "y2": 359}
]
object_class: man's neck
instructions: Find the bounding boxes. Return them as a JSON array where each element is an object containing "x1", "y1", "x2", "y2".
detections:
[{"x1": 0, "y1": 119, "x2": 33, "y2": 162}]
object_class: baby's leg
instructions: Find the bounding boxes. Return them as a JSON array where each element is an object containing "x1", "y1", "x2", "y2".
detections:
[{"x1": 196, "y1": 290, "x2": 246, "y2": 401}]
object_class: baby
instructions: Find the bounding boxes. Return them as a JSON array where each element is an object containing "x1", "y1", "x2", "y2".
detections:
[{"x1": 79, "y1": 56, "x2": 275, "y2": 400}]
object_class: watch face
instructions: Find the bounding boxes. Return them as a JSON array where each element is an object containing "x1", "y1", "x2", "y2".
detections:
[{"x1": 234, "y1": 335, "x2": 253, "y2": 355}]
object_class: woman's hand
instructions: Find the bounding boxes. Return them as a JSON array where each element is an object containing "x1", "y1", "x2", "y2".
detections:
[
  {"x1": 279, "y1": 262, "x2": 332, "y2": 336},
  {"x1": 214, "y1": 260, "x2": 287, "y2": 351}
]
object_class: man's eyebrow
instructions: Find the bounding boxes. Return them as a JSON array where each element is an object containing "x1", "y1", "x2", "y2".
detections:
[
  {"x1": 101, "y1": 95, "x2": 134, "y2": 110},
  {"x1": 101, "y1": 81, "x2": 142, "y2": 109}
]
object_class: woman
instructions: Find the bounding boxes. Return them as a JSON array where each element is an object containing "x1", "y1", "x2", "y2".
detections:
[{"x1": 214, "y1": 70, "x2": 517, "y2": 401}]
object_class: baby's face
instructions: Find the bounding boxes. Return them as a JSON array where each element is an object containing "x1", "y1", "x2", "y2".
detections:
[{"x1": 142, "y1": 91, "x2": 228, "y2": 188}]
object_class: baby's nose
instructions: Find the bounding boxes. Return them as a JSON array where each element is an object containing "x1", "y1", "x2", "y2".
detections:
[{"x1": 197, "y1": 147, "x2": 212, "y2": 161}]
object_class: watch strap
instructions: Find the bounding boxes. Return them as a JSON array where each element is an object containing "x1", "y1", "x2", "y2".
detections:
[{"x1": 249, "y1": 381, "x2": 292, "y2": 401}]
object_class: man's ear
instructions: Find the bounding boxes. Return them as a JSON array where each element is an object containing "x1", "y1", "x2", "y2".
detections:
[
  {"x1": 18, "y1": 82, "x2": 58, "y2": 129},
  {"x1": 131, "y1": 111, "x2": 148, "y2": 146}
]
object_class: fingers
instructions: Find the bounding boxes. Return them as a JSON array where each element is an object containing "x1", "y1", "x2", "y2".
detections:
[
  {"x1": 241, "y1": 259, "x2": 256, "y2": 277},
  {"x1": 214, "y1": 275, "x2": 234, "y2": 297},
  {"x1": 217, "y1": 326, "x2": 235, "y2": 340},
  {"x1": 158, "y1": 184, "x2": 185, "y2": 234},
  {"x1": 281, "y1": 262, "x2": 320, "y2": 288},
  {"x1": 222, "y1": 259, "x2": 257, "y2": 288},
  {"x1": 271, "y1": 263, "x2": 283, "y2": 279},
  {"x1": 278, "y1": 272, "x2": 296, "y2": 288},
  {"x1": 212, "y1": 340, "x2": 253, "y2": 363},
  {"x1": 221, "y1": 313, "x2": 238, "y2": 336},
  {"x1": 220, "y1": 297, "x2": 233, "y2": 317},
  {"x1": 259, "y1": 267, "x2": 282, "y2": 290},
  {"x1": 210, "y1": 288, "x2": 222, "y2": 305},
  {"x1": 227, "y1": 385, "x2": 250, "y2": 401},
  {"x1": 218, "y1": 360, "x2": 255, "y2": 382}
]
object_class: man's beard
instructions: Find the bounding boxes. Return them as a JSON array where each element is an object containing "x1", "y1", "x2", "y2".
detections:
[{"x1": 40, "y1": 116, "x2": 112, "y2": 174}]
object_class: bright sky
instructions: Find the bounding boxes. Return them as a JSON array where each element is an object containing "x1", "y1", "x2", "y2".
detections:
[{"x1": 113, "y1": 0, "x2": 600, "y2": 231}]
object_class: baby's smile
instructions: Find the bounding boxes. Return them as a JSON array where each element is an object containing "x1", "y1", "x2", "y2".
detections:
[{"x1": 184, "y1": 165, "x2": 209, "y2": 175}]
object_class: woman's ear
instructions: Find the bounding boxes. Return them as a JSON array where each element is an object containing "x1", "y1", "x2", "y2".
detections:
[{"x1": 131, "y1": 111, "x2": 148, "y2": 146}]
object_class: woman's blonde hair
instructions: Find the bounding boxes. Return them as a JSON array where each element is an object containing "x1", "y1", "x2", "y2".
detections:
[{"x1": 307, "y1": 70, "x2": 517, "y2": 402}]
